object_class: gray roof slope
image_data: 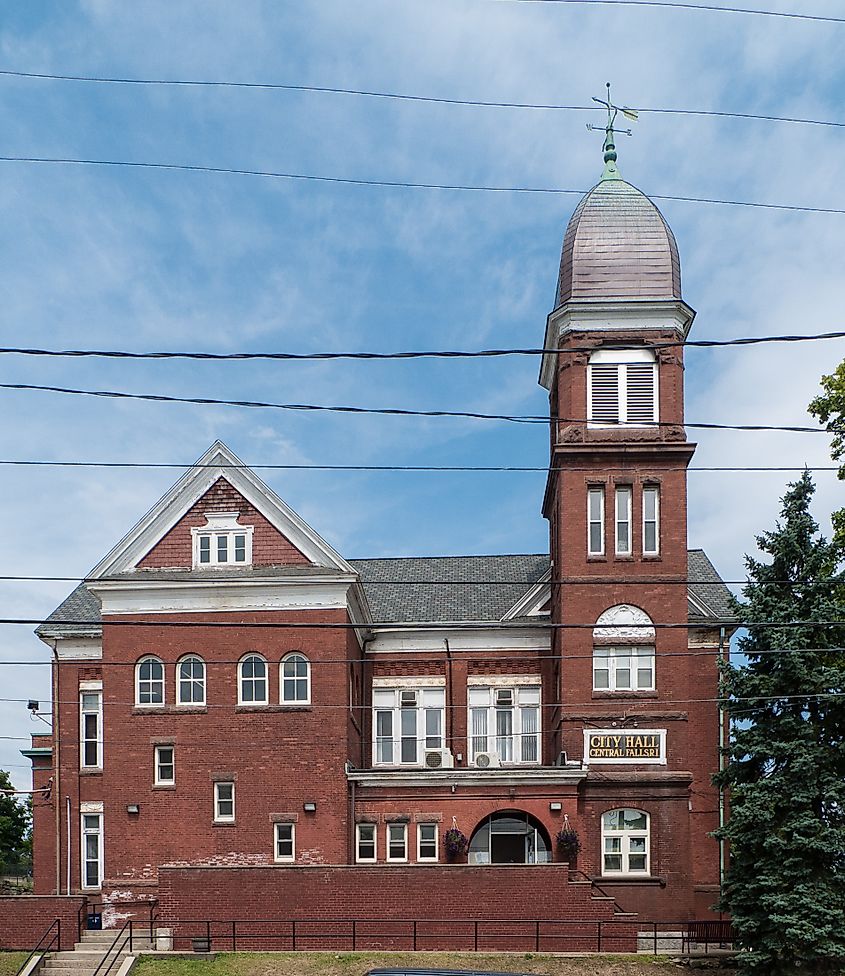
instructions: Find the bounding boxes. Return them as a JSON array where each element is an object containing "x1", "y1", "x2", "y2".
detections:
[{"x1": 37, "y1": 550, "x2": 735, "y2": 636}]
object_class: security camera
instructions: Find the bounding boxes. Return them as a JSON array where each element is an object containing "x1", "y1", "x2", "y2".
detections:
[{"x1": 28, "y1": 700, "x2": 40, "y2": 712}]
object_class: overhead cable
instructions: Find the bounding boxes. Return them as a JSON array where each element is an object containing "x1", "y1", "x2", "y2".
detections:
[
  {"x1": 485, "y1": 0, "x2": 845, "y2": 23},
  {"x1": 1, "y1": 68, "x2": 843, "y2": 130},
  {"x1": 0, "y1": 381, "x2": 828, "y2": 432},
  {"x1": 2, "y1": 155, "x2": 845, "y2": 215}
]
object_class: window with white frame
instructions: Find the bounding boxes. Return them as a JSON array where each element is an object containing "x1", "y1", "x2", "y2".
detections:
[
  {"x1": 281, "y1": 653, "x2": 310, "y2": 704},
  {"x1": 602, "y1": 809, "x2": 650, "y2": 875},
  {"x1": 81, "y1": 813, "x2": 103, "y2": 889},
  {"x1": 593, "y1": 646, "x2": 655, "y2": 691},
  {"x1": 192, "y1": 512, "x2": 254, "y2": 567},
  {"x1": 80, "y1": 690, "x2": 102, "y2": 769},
  {"x1": 386, "y1": 823, "x2": 408, "y2": 862},
  {"x1": 177, "y1": 655, "x2": 206, "y2": 705},
  {"x1": 615, "y1": 486, "x2": 632, "y2": 556},
  {"x1": 274, "y1": 823, "x2": 295, "y2": 862},
  {"x1": 417, "y1": 823, "x2": 438, "y2": 862},
  {"x1": 587, "y1": 487, "x2": 605, "y2": 556},
  {"x1": 588, "y1": 349, "x2": 658, "y2": 428},
  {"x1": 372, "y1": 686, "x2": 445, "y2": 766},
  {"x1": 154, "y1": 745, "x2": 175, "y2": 785},
  {"x1": 468, "y1": 684, "x2": 540, "y2": 765},
  {"x1": 356, "y1": 823, "x2": 377, "y2": 862},
  {"x1": 643, "y1": 486, "x2": 660, "y2": 555},
  {"x1": 136, "y1": 656, "x2": 165, "y2": 706},
  {"x1": 214, "y1": 781, "x2": 235, "y2": 822},
  {"x1": 238, "y1": 654, "x2": 268, "y2": 705}
]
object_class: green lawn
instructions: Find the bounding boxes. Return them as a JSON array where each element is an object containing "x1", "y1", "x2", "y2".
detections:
[
  {"x1": 133, "y1": 952, "x2": 680, "y2": 976},
  {"x1": 0, "y1": 953, "x2": 28, "y2": 976}
]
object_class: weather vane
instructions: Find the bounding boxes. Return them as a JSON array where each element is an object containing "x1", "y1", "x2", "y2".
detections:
[{"x1": 586, "y1": 82, "x2": 639, "y2": 180}]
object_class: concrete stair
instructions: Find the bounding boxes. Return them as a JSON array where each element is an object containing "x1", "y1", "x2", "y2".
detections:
[{"x1": 40, "y1": 928, "x2": 154, "y2": 976}]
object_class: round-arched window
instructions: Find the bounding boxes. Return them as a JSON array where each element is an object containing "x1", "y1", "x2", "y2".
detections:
[
  {"x1": 468, "y1": 811, "x2": 551, "y2": 865},
  {"x1": 281, "y1": 653, "x2": 310, "y2": 704},
  {"x1": 177, "y1": 655, "x2": 206, "y2": 705},
  {"x1": 239, "y1": 654, "x2": 268, "y2": 705},
  {"x1": 136, "y1": 656, "x2": 164, "y2": 706}
]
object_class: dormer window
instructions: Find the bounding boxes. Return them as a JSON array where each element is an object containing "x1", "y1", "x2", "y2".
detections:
[
  {"x1": 191, "y1": 512, "x2": 254, "y2": 567},
  {"x1": 588, "y1": 349, "x2": 658, "y2": 428}
]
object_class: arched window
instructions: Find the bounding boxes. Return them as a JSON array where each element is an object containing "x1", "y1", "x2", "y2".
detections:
[
  {"x1": 239, "y1": 654, "x2": 267, "y2": 705},
  {"x1": 281, "y1": 653, "x2": 310, "y2": 704},
  {"x1": 587, "y1": 348, "x2": 658, "y2": 428},
  {"x1": 176, "y1": 655, "x2": 206, "y2": 705},
  {"x1": 468, "y1": 811, "x2": 551, "y2": 865},
  {"x1": 601, "y1": 809, "x2": 650, "y2": 875},
  {"x1": 593, "y1": 605, "x2": 656, "y2": 692},
  {"x1": 136, "y1": 656, "x2": 165, "y2": 706}
]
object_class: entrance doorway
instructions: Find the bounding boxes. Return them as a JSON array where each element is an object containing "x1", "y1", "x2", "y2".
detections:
[{"x1": 468, "y1": 811, "x2": 552, "y2": 865}]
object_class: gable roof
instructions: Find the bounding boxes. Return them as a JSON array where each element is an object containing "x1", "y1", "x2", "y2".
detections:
[
  {"x1": 87, "y1": 441, "x2": 353, "y2": 577},
  {"x1": 37, "y1": 549, "x2": 735, "y2": 637}
]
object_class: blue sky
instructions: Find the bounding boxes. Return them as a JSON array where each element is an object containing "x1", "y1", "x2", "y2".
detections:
[{"x1": 1, "y1": 0, "x2": 844, "y2": 786}]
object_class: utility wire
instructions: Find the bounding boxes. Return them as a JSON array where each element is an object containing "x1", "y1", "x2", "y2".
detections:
[
  {"x1": 2, "y1": 155, "x2": 845, "y2": 215},
  {"x1": 0, "y1": 381, "x2": 828, "y2": 432},
  {"x1": 1, "y1": 330, "x2": 843, "y2": 360},
  {"x1": 486, "y1": 0, "x2": 845, "y2": 23},
  {"x1": 1, "y1": 68, "x2": 843, "y2": 130},
  {"x1": 0, "y1": 460, "x2": 835, "y2": 474}
]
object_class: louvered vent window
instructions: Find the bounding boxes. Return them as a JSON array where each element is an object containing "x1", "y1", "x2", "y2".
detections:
[{"x1": 587, "y1": 350, "x2": 658, "y2": 428}]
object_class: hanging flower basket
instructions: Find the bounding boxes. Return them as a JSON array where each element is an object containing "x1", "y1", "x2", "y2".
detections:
[
  {"x1": 444, "y1": 827, "x2": 469, "y2": 859},
  {"x1": 556, "y1": 827, "x2": 581, "y2": 860}
]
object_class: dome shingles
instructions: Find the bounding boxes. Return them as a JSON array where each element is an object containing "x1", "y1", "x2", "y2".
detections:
[{"x1": 556, "y1": 179, "x2": 682, "y2": 306}]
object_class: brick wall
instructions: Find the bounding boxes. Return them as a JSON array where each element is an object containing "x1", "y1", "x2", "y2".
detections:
[
  {"x1": 157, "y1": 864, "x2": 636, "y2": 952},
  {"x1": 0, "y1": 896, "x2": 87, "y2": 950}
]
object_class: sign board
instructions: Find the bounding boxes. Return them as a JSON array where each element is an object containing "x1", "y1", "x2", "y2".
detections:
[{"x1": 583, "y1": 729, "x2": 667, "y2": 765}]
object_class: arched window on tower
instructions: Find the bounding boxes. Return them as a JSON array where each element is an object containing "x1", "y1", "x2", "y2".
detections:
[
  {"x1": 593, "y1": 605, "x2": 655, "y2": 692},
  {"x1": 587, "y1": 349, "x2": 658, "y2": 428}
]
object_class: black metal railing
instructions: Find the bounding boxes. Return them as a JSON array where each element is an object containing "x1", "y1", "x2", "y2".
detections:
[
  {"x1": 154, "y1": 916, "x2": 735, "y2": 955},
  {"x1": 14, "y1": 918, "x2": 61, "y2": 976},
  {"x1": 90, "y1": 920, "x2": 131, "y2": 976}
]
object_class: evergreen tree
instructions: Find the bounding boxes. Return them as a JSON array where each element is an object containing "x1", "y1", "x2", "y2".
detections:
[
  {"x1": 715, "y1": 472, "x2": 845, "y2": 975},
  {"x1": 0, "y1": 769, "x2": 31, "y2": 869}
]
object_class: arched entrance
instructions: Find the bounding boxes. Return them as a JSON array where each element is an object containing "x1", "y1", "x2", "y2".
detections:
[{"x1": 468, "y1": 811, "x2": 552, "y2": 865}]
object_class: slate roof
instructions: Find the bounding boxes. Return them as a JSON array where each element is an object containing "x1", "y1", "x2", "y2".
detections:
[{"x1": 37, "y1": 549, "x2": 735, "y2": 636}]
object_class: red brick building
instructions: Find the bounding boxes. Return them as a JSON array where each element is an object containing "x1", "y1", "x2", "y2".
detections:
[{"x1": 24, "y1": 145, "x2": 735, "y2": 930}]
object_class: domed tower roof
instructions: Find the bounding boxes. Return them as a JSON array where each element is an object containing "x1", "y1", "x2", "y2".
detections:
[{"x1": 556, "y1": 178, "x2": 681, "y2": 307}]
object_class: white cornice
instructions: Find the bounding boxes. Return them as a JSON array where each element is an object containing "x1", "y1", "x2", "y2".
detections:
[
  {"x1": 87, "y1": 441, "x2": 355, "y2": 577},
  {"x1": 539, "y1": 299, "x2": 697, "y2": 390},
  {"x1": 347, "y1": 767, "x2": 587, "y2": 788},
  {"x1": 366, "y1": 626, "x2": 551, "y2": 654}
]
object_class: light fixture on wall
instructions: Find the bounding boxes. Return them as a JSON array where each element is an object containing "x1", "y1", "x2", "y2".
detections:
[
  {"x1": 303, "y1": 801, "x2": 317, "y2": 813},
  {"x1": 126, "y1": 804, "x2": 140, "y2": 815},
  {"x1": 549, "y1": 802, "x2": 562, "y2": 812}
]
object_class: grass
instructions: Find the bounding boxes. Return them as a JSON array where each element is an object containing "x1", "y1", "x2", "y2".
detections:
[
  {"x1": 133, "y1": 951, "x2": 682, "y2": 976},
  {"x1": 0, "y1": 954, "x2": 28, "y2": 976}
]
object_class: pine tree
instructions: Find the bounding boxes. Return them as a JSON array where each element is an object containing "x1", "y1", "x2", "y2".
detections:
[{"x1": 715, "y1": 472, "x2": 845, "y2": 975}]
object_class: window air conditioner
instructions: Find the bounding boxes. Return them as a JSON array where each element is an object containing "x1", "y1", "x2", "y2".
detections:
[
  {"x1": 555, "y1": 751, "x2": 568, "y2": 767},
  {"x1": 495, "y1": 688, "x2": 514, "y2": 706},
  {"x1": 474, "y1": 752, "x2": 501, "y2": 769},
  {"x1": 424, "y1": 748, "x2": 455, "y2": 769}
]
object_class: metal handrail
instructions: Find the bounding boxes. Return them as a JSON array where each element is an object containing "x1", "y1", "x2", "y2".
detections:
[
  {"x1": 566, "y1": 868, "x2": 629, "y2": 914},
  {"x1": 90, "y1": 919, "x2": 131, "y2": 976},
  {"x1": 14, "y1": 917, "x2": 61, "y2": 976}
]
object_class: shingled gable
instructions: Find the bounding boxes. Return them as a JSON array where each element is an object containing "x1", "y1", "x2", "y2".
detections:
[{"x1": 86, "y1": 440, "x2": 354, "y2": 578}]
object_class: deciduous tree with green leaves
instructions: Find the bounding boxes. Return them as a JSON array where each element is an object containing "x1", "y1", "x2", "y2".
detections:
[
  {"x1": 715, "y1": 472, "x2": 845, "y2": 975},
  {"x1": 0, "y1": 769, "x2": 31, "y2": 870},
  {"x1": 809, "y1": 360, "x2": 845, "y2": 543}
]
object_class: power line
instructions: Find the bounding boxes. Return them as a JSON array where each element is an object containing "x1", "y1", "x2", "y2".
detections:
[
  {"x1": 0, "y1": 330, "x2": 843, "y2": 361},
  {"x1": 2, "y1": 155, "x2": 845, "y2": 215},
  {"x1": 0, "y1": 381, "x2": 828, "y2": 432},
  {"x1": 2, "y1": 68, "x2": 843, "y2": 130},
  {"x1": 0, "y1": 459, "x2": 835, "y2": 474},
  {"x1": 486, "y1": 0, "x2": 845, "y2": 24}
]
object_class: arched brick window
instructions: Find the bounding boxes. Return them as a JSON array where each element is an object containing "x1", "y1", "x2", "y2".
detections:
[
  {"x1": 592, "y1": 605, "x2": 656, "y2": 692},
  {"x1": 176, "y1": 655, "x2": 206, "y2": 705},
  {"x1": 238, "y1": 654, "x2": 268, "y2": 705},
  {"x1": 136, "y1": 656, "x2": 165, "y2": 706},
  {"x1": 280, "y1": 653, "x2": 310, "y2": 704}
]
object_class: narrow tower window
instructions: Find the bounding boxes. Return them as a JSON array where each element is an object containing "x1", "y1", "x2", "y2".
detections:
[
  {"x1": 643, "y1": 486, "x2": 660, "y2": 555},
  {"x1": 615, "y1": 487, "x2": 632, "y2": 556}
]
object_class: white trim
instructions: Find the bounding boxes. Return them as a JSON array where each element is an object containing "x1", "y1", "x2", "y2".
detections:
[
  {"x1": 587, "y1": 486, "x2": 605, "y2": 556},
  {"x1": 355, "y1": 823, "x2": 377, "y2": 863},
  {"x1": 273, "y1": 822, "x2": 296, "y2": 862},
  {"x1": 135, "y1": 655, "x2": 165, "y2": 707},
  {"x1": 642, "y1": 486, "x2": 660, "y2": 556},
  {"x1": 466, "y1": 674, "x2": 541, "y2": 687},
  {"x1": 501, "y1": 568, "x2": 551, "y2": 621},
  {"x1": 417, "y1": 822, "x2": 439, "y2": 862},
  {"x1": 80, "y1": 801, "x2": 103, "y2": 813},
  {"x1": 593, "y1": 605, "x2": 656, "y2": 642},
  {"x1": 280, "y1": 652, "x2": 311, "y2": 705},
  {"x1": 583, "y1": 729, "x2": 667, "y2": 766},
  {"x1": 79, "y1": 680, "x2": 103, "y2": 691},
  {"x1": 176, "y1": 655, "x2": 206, "y2": 706},
  {"x1": 366, "y1": 628, "x2": 551, "y2": 654},
  {"x1": 615, "y1": 486, "x2": 633, "y2": 556},
  {"x1": 154, "y1": 744, "x2": 175, "y2": 786},
  {"x1": 191, "y1": 517, "x2": 254, "y2": 568},
  {"x1": 601, "y1": 808, "x2": 650, "y2": 877},
  {"x1": 87, "y1": 441, "x2": 356, "y2": 577},
  {"x1": 348, "y1": 767, "x2": 586, "y2": 787},
  {"x1": 385, "y1": 822, "x2": 408, "y2": 862},
  {"x1": 79, "y1": 690, "x2": 103, "y2": 770},
  {"x1": 372, "y1": 675, "x2": 445, "y2": 688},
  {"x1": 213, "y1": 781, "x2": 235, "y2": 823},
  {"x1": 53, "y1": 638, "x2": 102, "y2": 660}
]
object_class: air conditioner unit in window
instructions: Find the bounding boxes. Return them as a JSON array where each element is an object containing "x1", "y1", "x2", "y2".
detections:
[
  {"x1": 474, "y1": 752, "x2": 501, "y2": 769},
  {"x1": 424, "y1": 748, "x2": 455, "y2": 769},
  {"x1": 494, "y1": 688, "x2": 514, "y2": 706}
]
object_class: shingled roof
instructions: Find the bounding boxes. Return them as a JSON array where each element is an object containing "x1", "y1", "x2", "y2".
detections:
[{"x1": 37, "y1": 549, "x2": 735, "y2": 637}]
